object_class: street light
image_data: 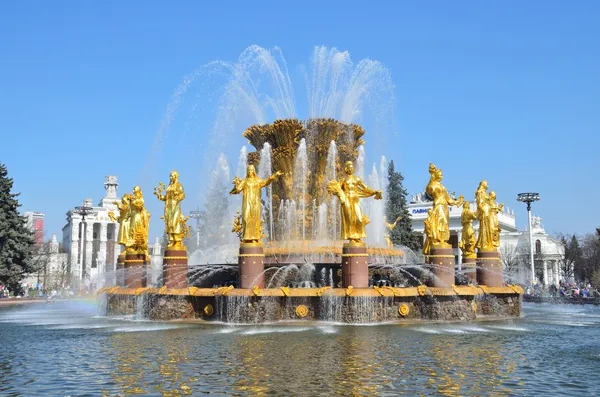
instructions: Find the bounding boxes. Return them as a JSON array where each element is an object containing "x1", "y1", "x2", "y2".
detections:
[
  {"x1": 73, "y1": 199, "x2": 95, "y2": 281},
  {"x1": 517, "y1": 192, "x2": 540, "y2": 284},
  {"x1": 189, "y1": 207, "x2": 205, "y2": 249}
]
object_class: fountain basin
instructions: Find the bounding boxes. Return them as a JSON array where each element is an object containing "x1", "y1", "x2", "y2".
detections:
[{"x1": 100, "y1": 285, "x2": 523, "y2": 324}]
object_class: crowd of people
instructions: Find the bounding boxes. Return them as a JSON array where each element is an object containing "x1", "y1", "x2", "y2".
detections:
[
  {"x1": 0, "y1": 283, "x2": 96, "y2": 300},
  {"x1": 525, "y1": 281, "x2": 600, "y2": 298}
]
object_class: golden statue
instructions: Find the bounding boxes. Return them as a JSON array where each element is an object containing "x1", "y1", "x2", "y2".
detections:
[
  {"x1": 475, "y1": 181, "x2": 504, "y2": 251},
  {"x1": 232, "y1": 211, "x2": 243, "y2": 240},
  {"x1": 423, "y1": 209, "x2": 433, "y2": 255},
  {"x1": 327, "y1": 161, "x2": 383, "y2": 244},
  {"x1": 109, "y1": 193, "x2": 132, "y2": 249},
  {"x1": 384, "y1": 216, "x2": 401, "y2": 248},
  {"x1": 424, "y1": 163, "x2": 464, "y2": 249},
  {"x1": 128, "y1": 186, "x2": 151, "y2": 254},
  {"x1": 229, "y1": 165, "x2": 283, "y2": 244},
  {"x1": 458, "y1": 201, "x2": 477, "y2": 258},
  {"x1": 489, "y1": 191, "x2": 504, "y2": 248},
  {"x1": 154, "y1": 170, "x2": 189, "y2": 250}
]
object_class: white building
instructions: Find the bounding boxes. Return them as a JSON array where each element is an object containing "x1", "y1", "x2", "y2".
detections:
[
  {"x1": 409, "y1": 193, "x2": 564, "y2": 285},
  {"x1": 501, "y1": 217, "x2": 565, "y2": 286},
  {"x1": 62, "y1": 176, "x2": 121, "y2": 286}
]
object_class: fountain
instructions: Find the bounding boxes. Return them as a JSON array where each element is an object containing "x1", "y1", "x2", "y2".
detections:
[
  {"x1": 101, "y1": 46, "x2": 522, "y2": 324},
  {"x1": 101, "y1": 121, "x2": 523, "y2": 323}
]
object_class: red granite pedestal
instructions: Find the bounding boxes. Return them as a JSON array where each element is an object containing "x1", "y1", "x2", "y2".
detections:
[
  {"x1": 342, "y1": 243, "x2": 369, "y2": 288},
  {"x1": 116, "y1": 253, "x2": 126, "y2": 287},
  {"x1": 124, "y1": 253, "x2": 146, "y2": 288},
  {"x1": 477, "y1": 249, "x2": 503, "y2": 287},
  {"x1": 163, "y1": 249, "x2": 188, "y2": 289},
  {"x1": 238, "y1": 243, "x2": 264, "y2": 289},
  {"x1": 427, "y1": 246, "x2": 455, "y2": 287},
  {"x1": 462, "y1": 255, "x2": 477, "y2": 283}
]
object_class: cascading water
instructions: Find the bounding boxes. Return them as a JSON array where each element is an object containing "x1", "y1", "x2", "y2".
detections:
[
  {"x1": 356, "y1": 145, "x2": 365, "y2": 180},
  {"x1": 326, "y1": 140, "x2": 339, "y2": 240},
  {"x1": 293, "y1": 138, "x2": 308, "y2": 240},
  {"x1": 147, "y1": 45, "x2": 403, "y2": 282},
  {"x1": 317, "y1": 203, "x2": 328, "y2": 240},
  {"x1": 258, "y1": 143, "x2": 274, "y2": 240},
  {"x1": 366, "y1": 164, "x2": 385, "y2": 246},
  {"x1": 236, "y1": 146, "x2": 248, "y2": 178}
]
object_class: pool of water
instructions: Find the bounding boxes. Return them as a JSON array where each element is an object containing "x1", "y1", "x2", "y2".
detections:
[{"x1": 0, "y1": 300, "x2": 598, "y2": 396}]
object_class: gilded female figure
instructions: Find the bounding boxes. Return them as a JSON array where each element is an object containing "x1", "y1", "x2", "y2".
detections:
[
  {"x1": 128, "y1": 186, "x2": 151, "y2": 253},
  {"x1": 155, "y1": 170, "x2": 187, "y2": 249},
  {"x1": 327, "y1": 161, "x2": 382, "y2": 244},
  {"x1": 425, "y1": 163, "x2": 463, "y2": 248},
  {"x1": 489, "y1": 191, "x2": 504, "y2": 248},
  {"x1": 458, "y1": 201, "x2": 477, "y2": 258},
  {"x1": 230, "y1": 165, "x2": 283, "y2": 244},
  {"x1": 475, "y1": 180, "x2": 501, "y2": 251},
  {"x1": 110, "y1": 193, "x2": 132, "y2": 248}
]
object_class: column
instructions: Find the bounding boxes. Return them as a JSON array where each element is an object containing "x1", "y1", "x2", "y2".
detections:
[
  {"x1": 543, "y1": 261, "x2": 548, "y2": 285},
  {"x1": 98, "y1": 223, "x2": 108, "y2": 288},
  {"x1": 84, "y1": 221, "x2": 94, "y2": 282},
  {"x1": 554, "y1": 260, "x2": 560, "y2": 286},
  {"x1": 70, "y1": 220, "x2": 80, "y2": 280}
]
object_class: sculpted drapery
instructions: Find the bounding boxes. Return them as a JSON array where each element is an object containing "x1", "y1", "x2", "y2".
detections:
[
  {"x1": 458, "y1": 201, "x2": 477, "y2": 258},
  {"x1": 475, "y1": 180, "x2": 504, "y2": 251},
  {"x1": 423, "y1": 163, "x2": 463, "y2": 253},
  {"x1": 230, "y1": 165, "x2": 282, "y2": 244},
  {"x1": 327, "y1": 161, "x2": 382, "y2": 243},
  {"x1": 155, "y1": 170, "x2": 188, "y2": 249},
  {"x1": 110, "y1": 186, "x2": 150, "y2": 254}
]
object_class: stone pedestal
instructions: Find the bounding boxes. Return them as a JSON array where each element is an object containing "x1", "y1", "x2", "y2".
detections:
[
  {"x1": 342, "y1": 243, "x2": 369, "y2": 288},
  {"x1": 116, "y1": 253, "x2": 125, "y2": 287},
  {"x1": 477, "y1": 249, "x2": 503, "y2": 287},
  {"x1": 427, "y1": 247, "x2": 455, "y2": 287},
  {"x1": 163, "y1": 250, "x2": 188, "y2": 289},
  {"x1": 239, "y1": 244, "x2": 264, "y2": 289},
  {"x1": 462, "y1": 255, "x2": 477, "y2": 283},
  {"x1": 124, "y1": 253, "x2": 146, "y2": 288}
]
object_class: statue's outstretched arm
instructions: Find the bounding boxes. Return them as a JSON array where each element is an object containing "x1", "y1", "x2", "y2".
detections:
[
  {"x1": 260, "y1": 170, "x2": 283, "y2": 188},
  {"x1": 357, "y1": 179, "x2": 383, "y2": 199},
  {"x1": 229, "y1": 177, "x2": 244, "y2": 195}
]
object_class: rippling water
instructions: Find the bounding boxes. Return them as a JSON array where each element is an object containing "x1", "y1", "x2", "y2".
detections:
[{"x1": 0, "y1": 300, "x2": 599, "y2": 396}]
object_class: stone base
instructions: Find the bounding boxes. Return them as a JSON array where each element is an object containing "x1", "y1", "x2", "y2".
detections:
[
  {"x1": 124, "y1": 253, "x2": 146, "y2": 288},
  {"x1": 427, "y1": 247, "x2": 455, "y2": 287},
  {"x1": 462, "y1": 256, "x2": 477, "y2": 283},
  {"x1": 116, "y1": 253, "x2": 126, "y2": 287},
  {"x1": 163, "y1": 249, "x2": 188, "y2": 289},
  {"x1": 239, "y1": 244, "x2": 265, "y2": 289},
  {"x1": 105, "y1": 287, "x2": 522, "y2": 323},
  {"x1": 477, "y1": 250, "x2": 503, "y2": 287},
  {"x1": 342, "y1": 243, "x2": 369, "y2": 288}
]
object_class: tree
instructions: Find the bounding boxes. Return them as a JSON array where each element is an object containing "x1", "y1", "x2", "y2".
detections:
[
  {"x1": 576, "y1": 231, "x2": 600, "y2": 284},
  {"x1": 500, "y1": 244, "x2": 523, "y2": 282},
  {"x1": 385, "y1": 160, "x2": 420, "y2": 252},
  {"x1": 0, "y1": 163, "x2": 36, "y2": 292},
  {"x1": 556, "y1": 233, "x2": 582, "y2": 282}
]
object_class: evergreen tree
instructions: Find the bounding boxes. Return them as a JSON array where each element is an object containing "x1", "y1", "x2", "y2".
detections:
[
  {"x1": 0, "y1": 163, "x2": 35, "y2": 292},
  {"x1": 385, "y1": 160, "x2": 420, "y2": 252}
]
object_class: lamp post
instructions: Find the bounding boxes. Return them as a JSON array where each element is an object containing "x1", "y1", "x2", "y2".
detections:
[
  {"x1": 189, "y1": 207, "x2": 205, "y2": 249},
  {"x1": 73, "y1": 199, "x2": 94, "y2": 282},
  {"x1": 517, "y1": 193, "x2": 540, "y2": 284}
]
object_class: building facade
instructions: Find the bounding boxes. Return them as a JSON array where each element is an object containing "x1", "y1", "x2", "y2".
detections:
[
  {"x1": 24, "y1": 211, "x2": 45, "y2": 245},
  {"x1": 62, "y1": 176, "x2": 121, "y2": 286},
  {"x1": 409, "y1": 193, "x2": 564, "y2": 285}
]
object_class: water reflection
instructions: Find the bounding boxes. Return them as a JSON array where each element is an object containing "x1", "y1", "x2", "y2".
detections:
[{"x1": 0, "y1": 303, "x2": 599, "y2": 396}]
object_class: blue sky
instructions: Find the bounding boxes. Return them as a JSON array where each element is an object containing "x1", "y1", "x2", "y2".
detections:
[{"x1": 1, "y1": 1, "x2": 598, "y2": 240}]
